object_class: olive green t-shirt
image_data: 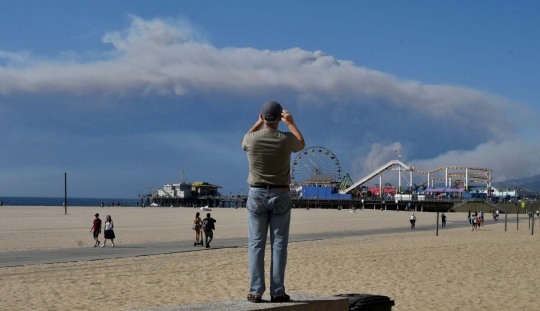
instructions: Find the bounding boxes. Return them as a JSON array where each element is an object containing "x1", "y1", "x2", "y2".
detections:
[{"x1": 242, "y1": 129, "x2": 301, "y2": 186}]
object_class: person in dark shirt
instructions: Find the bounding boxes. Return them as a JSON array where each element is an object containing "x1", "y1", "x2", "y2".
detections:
[
  {"x1": 90, "y1": 213, "x2": 102, "y2": 247},
  {"x1": 441, "y1": 213, "x2": 447, "y2": 229},
  {"x1": 201, "y1": 213, "x2": 216, "y2": 248}
]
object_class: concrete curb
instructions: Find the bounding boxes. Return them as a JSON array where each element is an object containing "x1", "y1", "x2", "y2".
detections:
[{"x1": 134, "y1": 293, "x2": 349, "y2": 311}]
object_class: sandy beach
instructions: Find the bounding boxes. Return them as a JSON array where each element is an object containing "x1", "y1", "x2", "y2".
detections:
[
  {"x1": 0, "y1": 206, "x2": 538, "y2": 310},
  {"x1": 0, "y1": 206, "x2": 441, "y2": 253}
]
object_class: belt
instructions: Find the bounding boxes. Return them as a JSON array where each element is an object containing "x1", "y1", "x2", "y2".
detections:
[{"x1": 250, "y1": 184, "x2": 289, "y2": 188}]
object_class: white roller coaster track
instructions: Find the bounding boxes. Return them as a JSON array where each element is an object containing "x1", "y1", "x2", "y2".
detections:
[{"x1": 339, "y1": 160, "x2": 492, "y2": 194}]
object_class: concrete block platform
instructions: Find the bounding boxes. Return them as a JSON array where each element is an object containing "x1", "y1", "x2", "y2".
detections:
[{"x1": 135, "y1": 293, "x2": 349, "y2": 311}]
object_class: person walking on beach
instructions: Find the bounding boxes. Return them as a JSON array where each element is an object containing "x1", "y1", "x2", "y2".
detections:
[
  {"x1": 410, "y1": 213, "x2": 416, "y2": 229},
  {"x1": 193, "y1": 212, "x2": 203, "y2": 247},
  {"x1": 102, "y1": 215, "x2": 115, "y2": 247},
  {"x1": 90, "y1": 213, "x2": 102, "y2": 247},
  {"x1": 242, "y1": 100, "x2": 305, "y2": 303},
  {"x1": 472, "y1": 216, "x2": 478, "y2": 231},
  {"x1": 480, "y1": 210, "x2": 484, "y2": 226},
  {"x1": 441, "y1": 213, "x2": 447, "y2": 228},
  {"x1": 201, "y1": 213, "x2": 216, "y2": 248}
]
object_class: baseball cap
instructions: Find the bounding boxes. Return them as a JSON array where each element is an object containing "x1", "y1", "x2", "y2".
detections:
[
  {"x1": 95, "y1": 213, "x2": 99, "y2": 216},
  {"x1": 261, "y1": 100, "x2": 283, "y2": 124}
]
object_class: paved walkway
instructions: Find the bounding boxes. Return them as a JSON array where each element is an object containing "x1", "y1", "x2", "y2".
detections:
[{"x1": 0, "y1": 220, "x2": 473, "y2": 268}]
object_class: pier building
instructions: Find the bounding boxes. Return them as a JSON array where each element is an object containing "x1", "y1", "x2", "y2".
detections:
[{"x1": 140, "y1": 181, "x2": 247, "y2": 208}]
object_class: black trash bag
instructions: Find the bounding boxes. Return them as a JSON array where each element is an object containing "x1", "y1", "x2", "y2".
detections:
[{"x1": 335, "y1": 293, "x2": 395, "y2": 311}]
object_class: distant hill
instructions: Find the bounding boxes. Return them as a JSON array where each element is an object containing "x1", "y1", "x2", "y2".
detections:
[{"x1": 493, "y1": 174, "x2": 540, "y2": 192}]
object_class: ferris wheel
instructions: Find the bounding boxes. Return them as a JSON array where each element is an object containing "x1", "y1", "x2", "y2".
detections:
[{"x1": 291, "y1": 146, "x2": 342, "y2": 184}]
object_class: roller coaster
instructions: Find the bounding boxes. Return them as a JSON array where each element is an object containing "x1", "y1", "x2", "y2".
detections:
[{"x1": 339, "y1": 160, "x2": 491, "y2": 195}]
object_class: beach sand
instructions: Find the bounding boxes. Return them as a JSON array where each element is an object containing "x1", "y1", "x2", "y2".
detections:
[
  {"x1": 0, "y1": 206, "x2": 538, "y2": 310},
  {"x1": 0, "y1": 206, "x2": 436, "y2": 252}
]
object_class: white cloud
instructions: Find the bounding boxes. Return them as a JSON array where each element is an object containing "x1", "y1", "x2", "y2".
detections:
[
  {"x1": 0, "y1": 15, "x2": 538, "y2": 177},
  {"x1": 102, "y1": 16, "x2": 202, "y2": 51},
  {"x1": 352, "y1": 142, "x2": 406, "y2": 179},
  {"x1": 0, "y1": 49, "x2": 30, "y2": 63}
]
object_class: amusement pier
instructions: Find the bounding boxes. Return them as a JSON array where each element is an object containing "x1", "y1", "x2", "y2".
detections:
[{"x1": 139, "y1": 146, "x2": 535, "y2": 214}]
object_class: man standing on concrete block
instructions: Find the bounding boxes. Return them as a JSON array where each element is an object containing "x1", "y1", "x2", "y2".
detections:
[{"x1": 242, "y1": 100, "x2": 305, "y2": 303}]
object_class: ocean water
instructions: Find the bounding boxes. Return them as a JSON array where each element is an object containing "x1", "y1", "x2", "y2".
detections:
[{"x1": 0, "y1": 196, "x2": 141, "y2": 207}]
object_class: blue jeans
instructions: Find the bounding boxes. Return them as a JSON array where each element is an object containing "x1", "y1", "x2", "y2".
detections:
[{"x1": 247, "y1": 186, "x2": 291, "y2": 296}]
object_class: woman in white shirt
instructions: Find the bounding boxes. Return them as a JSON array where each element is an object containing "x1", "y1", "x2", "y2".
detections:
[{"x1": 103, "y1": 215, "x2": 115, "y2": 247}]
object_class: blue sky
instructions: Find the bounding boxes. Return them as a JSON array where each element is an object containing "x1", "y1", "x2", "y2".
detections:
[{"x1": 0, "y1": 0, "x2": 539, "y2": 198}]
